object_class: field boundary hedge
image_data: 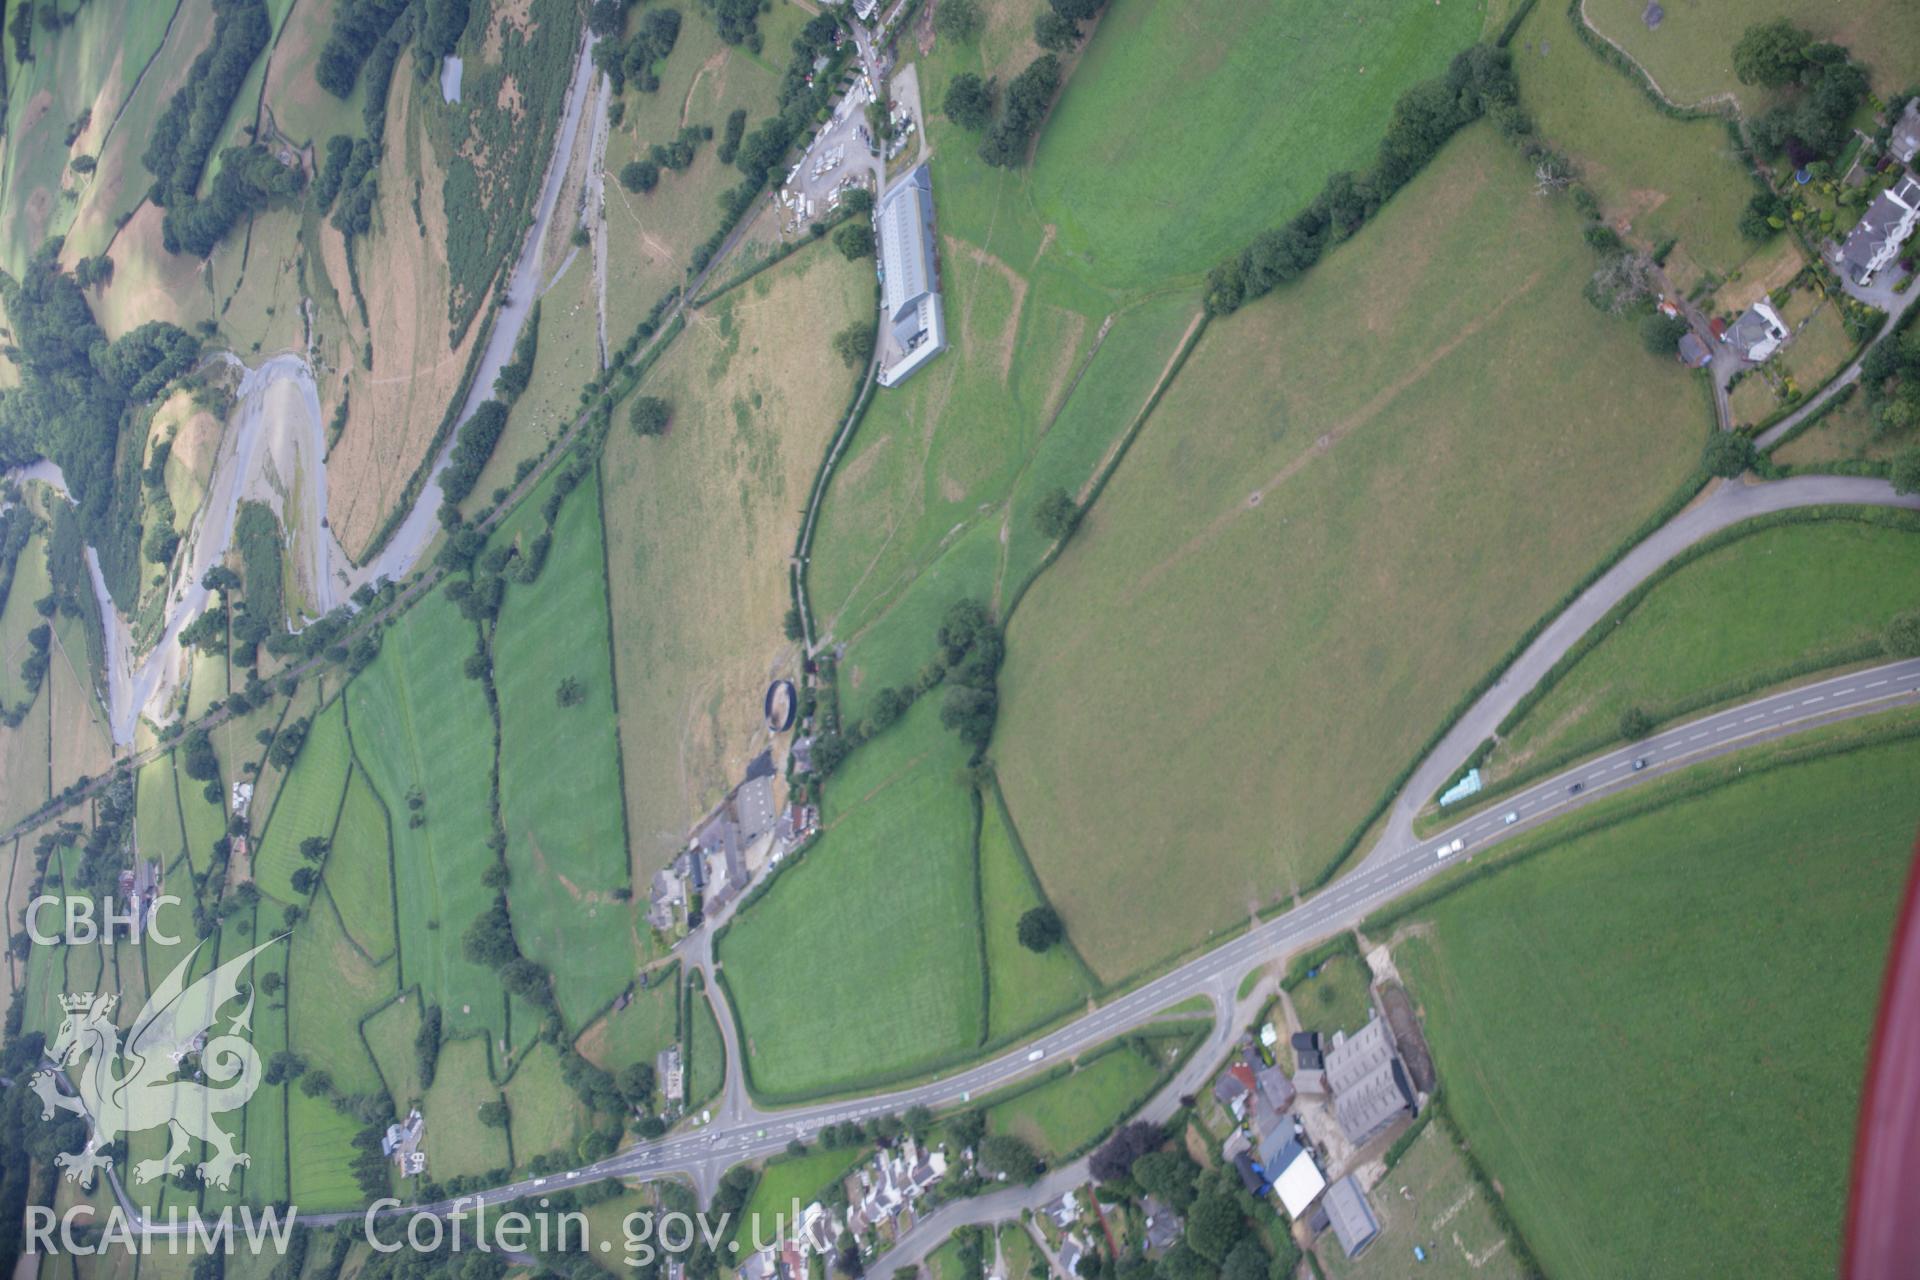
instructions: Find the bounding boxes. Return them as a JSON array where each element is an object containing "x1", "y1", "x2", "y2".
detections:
[{"x1": 986, "y1": 774, "x2": 1103, "y2": 1000}]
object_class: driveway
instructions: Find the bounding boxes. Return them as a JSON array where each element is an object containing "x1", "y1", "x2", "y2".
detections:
[{"x1": 1755, "y1": 265, "x2": 1918, "y2": 450}]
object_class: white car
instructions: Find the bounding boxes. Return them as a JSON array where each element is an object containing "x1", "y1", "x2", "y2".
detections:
[
  {"x1": 1503, "y1": 812, "x2": 1519, "y2": 825},
  {"x1": 1437, "y1": 837, "x2": 1465, "y2": 859},
  {"x1": 1026, "y1": 1048, "x2": 1045, "y2": 1062}
]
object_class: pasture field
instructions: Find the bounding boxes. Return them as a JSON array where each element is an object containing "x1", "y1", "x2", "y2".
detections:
[
  {"x1": 599, "y1": 247, "x2": 867, "y2": 875},
  {"x1": 424, "y1": 1037, "x2": 512, "y2": 1180},
  {"x1": 1773, "y1": 392, "x2": 1909, "y2": 467},
  {"x1": 986, "y1": 1040, "x2": 1166, "y2": 1160},
  {"x1": 1030, "y1": 0, "x2": 1483, "y2": 292},
  {"x1": 718, "y1": 702, "x2": 983, "y2": 1099},
  {"x1": 503, "y1": 1041, "x2": 584, "y2": 1165},
  {"x1": 491, "y1": 469, "x2": 638, "y2": 1027},
  {"x1": 1396, "y1": 737, "x2": 1920, "y2": 1278},
  {"x1": 1490, "y1": 514, "x2": 1920, "y2": 782},
  {"x1": 732, "y1": 1147, "x2": 865, "y2": 1248},
  {"x1": 1317, "y1": 1118, "x2": 1526, "y2": 1280},
  {"x1": 1508, "y1": 1, "x2": 1756, "y2": 284},
  {"x1": 686, "y1": 971, "x2": 727, "y2": 1107},
  {"x1": 1287, "y1": 954, "x2": 1375, "y2": 1042},
  {"x1": 0, "y1": 533, "x2": 50, "y2": 706},
  {"x1": 47, "y1": 622, "x2": 112, "y2": 797},
  {"x1": 134, "y1": 755, "x2": 186, "y2": 870},
  {"x1": 364, "y1": 993, "x2": 426, "y2": 1109},
  {"x1": 1582, "y1": 0, "x2": 1920, "y2": 107},
  {"x1": 0, "y1": 689, "x2": 50, "y2": 831},
  {"x1": 324, "y1": 765, "x2": 398, "y2": 961},
  {"x1": 344, "y1": 588, "x2": 503, "y2": 1039},
  {"x1": 577, "y1": 961, "x2": 681, "y2": 1072},
  {"x1": 177, "y1": 740, "x2": 230, "y2": 873},
  {"x1": 287, "y1": 1084, "x2": 370, "y2": 1211},
  {"x1": 980, "y1": 782, "x2": 1089, "y2": 1041},
  {"x1": 286, "y1": 885, "x2": 392, "y2": 1097},
  {"x1": 996, "y1": 128, "x2": 1706, "y2": 985},
  {"x1": 256, "y1": 0, "x2": 366, "y2": 147},
  {"x1": 238, "y1": 912, "x2": 292, "y2": 1208},
  {"x1": 0, "y1": 0, "x2": 186, "y2": 270},
  {"x1": 253, "y1": 696, "x2": 351, "y2": 902}
]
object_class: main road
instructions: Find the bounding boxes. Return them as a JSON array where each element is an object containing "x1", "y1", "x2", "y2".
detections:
[{"x1": 284, "y1": 652, "x2": 1920, "y2": 1232}]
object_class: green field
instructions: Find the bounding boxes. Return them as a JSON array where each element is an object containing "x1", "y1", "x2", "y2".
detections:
[
  {"x1": 981, "y1": 783, "x2": 1089, "y2": 1040},
  {"x1": 253, "y1": 697, "x2": 351, "y2": 902},
  {"x1": 986, "y1": 1040, "x2": 1166, "y2": 1159},
  {"x1": 1581, "y1": 0, "x2": 1920, "y2": 107},
  {"x1": 995, "y1": 127, "x2": 1705, "y2": 984},
  {"x1": 1508, "y1": 1, "x2": 1757, "y2": 284},
  {"x1": 492, "y1": 469, "x2": 638, "y2": 1027},
  {"x1": 1287, "y1": 953, "x2": 1375, "y2": 1042},
  {"x1": 578, "y1": 962, "x2": 681, "y2": 1072},
  {"x1": 0, "y1": 533, "x2": 50, "y2": 707},
  {"x1": 1030, "y1": 0, "x2": 1484, "y2": 292},
  {"x1": 364, "y1": 993, "x2": 426, "y2": 1110},
  {"x1": 1317, "y1": 1118, "x2": 1526, "y2": 1279},
  {"x1": 176, "y1": 739, "x2": 229, "y2": 873},
  {"x1": 345, "y1": 588, "x2": 504, "y2": 1038},
  {"x1": 732, "y1": 1146, "x2": 866, "y2": 1249},
  {"x1": 1491, "y1": 514, "x2": 1920, "y2": 782},
  {"x1": 1396, "y1": 737, "x2": 1920, "y2": 1278},
  {"x1": 286, "y1": 885, "x2": 392, "y2": 1097},
  {"x1": 718, "y1": 702, "x2": 984, "y2": 1099},
  {"x1": 686, "y1": 971, "x2": 727, "y2": 1108},
  {"x1": 134, "y1": 754, "x2": 186, "y2": 870},
  {"x1": 504, "y1": 1041, "x2": 583, "y2": 1165},
  {"x1": 423, "y1": 1037, "x2": 512, "y2": 1180},
  {"x1": 324, "y1": 765, "x2": 398, "y2": 961},
  {"x1": 287, "y1": 1084, "x2": 370, "y2": 1211}
]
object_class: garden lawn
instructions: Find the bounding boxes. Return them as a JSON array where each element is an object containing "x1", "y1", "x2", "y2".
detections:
[
  {"x1": 717, "y1": 702, "x2": 984, "y2": 1099},
  {"x1": 252, "y1": 697, "x2": 351, "y2": 903},
  {"x1": 981, "y1": 782, "x2": 1089, "y2": 1040},
  {"x1": 1395, "y1": 737, "x2": 1920, "y2": 1279},
  {"x1": 491, "y1": 469, "x2": 637, "y2": 1028},
  {"x1": 1509, "y1": 1, "x2": 1757, "y2": 282},
  {"x1": 1491, "y1": 513, "x2": 1920, "y2": 780},
  {"x1": 995, "y1": 128, "x2": 1706, "y2": 985},
  {"x1": 423, "y1": 1037, "x2": 511, "y2": 1180},
  {"x1": 287, "y1": 885, "x2": 393, "y2": 1098},
  {"x1": 1581, "y1": 0, "x2": 1920, "y2": 107},
  {"x1": 986, "y1": 1040, "x2": 1163, "y2": 1160},
  {"x1": 345, "y1": 587, "x2": 504, "y2": 1039},
  {"x1": 1030, "y1": 0, "x2": 1483, "y2": 292},
  {"x1": 323, "y1": 765, "x2": 398, "y2": 961},
  {"x1": 577, "y1": 961, "x2": 680, "y2": 1072},
  {"x1": 1286, "y1": 954, "x2": 1374, "y2": 1041}
]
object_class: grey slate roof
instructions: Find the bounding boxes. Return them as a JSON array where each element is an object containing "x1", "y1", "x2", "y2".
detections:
[{"x1": 1322, "y1": 1176, "x2": 1381, "y2": 1259}]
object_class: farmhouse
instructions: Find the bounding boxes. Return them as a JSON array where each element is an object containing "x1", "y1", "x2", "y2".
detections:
[
  {"x1": 381, "y1": 1108, "x2": 427, "y2": 1177},
  {"x1": 1836, "y1": 174, "x2": 1920, "y2": 285},
  {"x1": 1324, "y1": 1018, "x2": 1417, "y2": 1146},
  {"x1": 1321, "y1": 1175, "x2": 1381, "y2": 1259},
  {"x1": 875, "y1": 164, "x2": 948, "y2": 387},
  {"x1": 1724, "y1": 300, "x2": 1789, "y2": 364}
]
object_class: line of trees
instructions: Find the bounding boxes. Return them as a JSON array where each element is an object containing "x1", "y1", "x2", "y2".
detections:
[
  {"x1": 979, "y1": 54, "x2": 1062, "y2": 169},
  {"x1": 315, "y1": 0, "x2": 414, "y2": 98},
  {"x1": 1204, "y1": 45, "x2": 1521, "y2": 316},
  {"x1": 592, "y1": 6, "x2": 682, "y2": 94}
]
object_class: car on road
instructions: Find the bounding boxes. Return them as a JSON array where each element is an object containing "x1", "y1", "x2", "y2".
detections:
[
  {"x1": 1437, "y1": 837, "x2": 1465, "y2": 858},
  {"x1": 1568, "y1": 782, "x2": 1584, "y2": 795},
  {"x1": 1503, "y1": 811, "x2": 1518, "y2": 825},
  {"x1": 1633, "y1": 757, "x2": 1648, "y2": 771},
  {"x1": 1027, "y1": 1049, "x2": 1045, "y2": 1062}
]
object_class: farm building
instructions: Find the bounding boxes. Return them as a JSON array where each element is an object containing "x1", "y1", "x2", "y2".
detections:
[
  {"x1": 1324, "y1": 1018, "x2": 1416, "y2": 1146},
  {"x1": 876, "y1": 164, "x2": 948, "y2": 387},
  {"x1": 1321, "y1": 1175, "x2": 1381, "y2": 1259},
  {"x1": 1836, "y1": 174, "x2": 1920, "y2": 285},
  {"x1": 1677, "y1": 331, "x2": 1712, "y2": 368}
]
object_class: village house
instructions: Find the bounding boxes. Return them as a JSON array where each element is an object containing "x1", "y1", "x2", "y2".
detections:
[
  {"x1": 1725, "y1": 300, "x2": 1789, "y2": 364},
  {"x1": 1836, "y1": 173, "x2": 1920, "y2": 286}
]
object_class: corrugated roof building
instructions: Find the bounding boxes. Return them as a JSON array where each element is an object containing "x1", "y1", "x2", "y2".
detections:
[{"x1": 877, "y1": 165, "x2": 947, "y2": 387}]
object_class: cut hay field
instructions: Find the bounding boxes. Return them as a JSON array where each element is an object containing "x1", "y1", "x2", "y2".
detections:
[
  {"x1": 287, "y1": 1084, "x2": 368, "y2": 1211},
  {"x1": 995, "y1": 127, "x2": 1706, "y2": 984},
  {"x1": 718, "y1": 700, "x2": 984, "y2": 1099},
  {"x1": 1030, "y1": 0, "x2": 1484, "y2": 293},
  {"x1": 1490, "y1": 513, "x2": 1920, "y2": 783},
  {"x1": 1396, "y1": 737, "x2": 1920, "y2": 1278},
  {"x1": 344, "y1": 588, "x2": 504, "y2": 1039},
  {"x1": 492, "y1": 469, "x2": 639, "y2": 1028},
  {"x1": 1508, "y1": 1, "x2": 1757, "y2": 284},
  {"x1": 47, "y1": 623, "x2": 112, "y2": 797},
  {"x1": 600, "y1": 247, "x2": 868, "y2": 875},
  {"x1": 1583, "y1": 0, "x2": 1920, "y2": 108},
  {"x1": 252, "y1": 696, "x2": 351, "y2": 902}
]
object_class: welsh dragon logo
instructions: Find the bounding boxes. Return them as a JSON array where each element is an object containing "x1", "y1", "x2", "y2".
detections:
[{"x1": 30, "y1": 937, "x2": 280, "y2": 1191}]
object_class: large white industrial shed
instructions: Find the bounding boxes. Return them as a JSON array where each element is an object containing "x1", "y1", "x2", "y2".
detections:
[{"x1": 876, "y1": 163, "x2": 947, "y2": 387}]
